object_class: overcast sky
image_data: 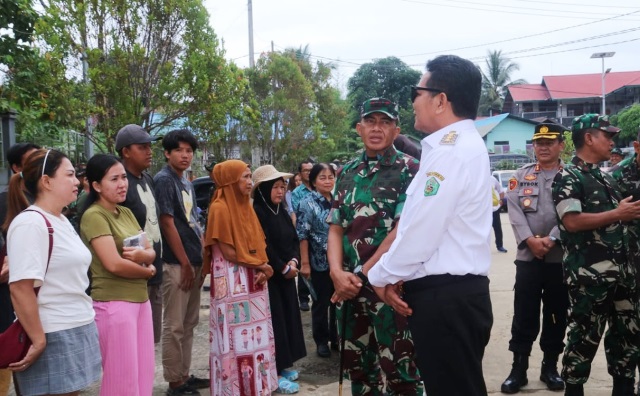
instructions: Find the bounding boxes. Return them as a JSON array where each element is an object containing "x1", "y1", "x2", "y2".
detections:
[{"x1": 204, "y1": 0, "x2": 639, "y2": 92}]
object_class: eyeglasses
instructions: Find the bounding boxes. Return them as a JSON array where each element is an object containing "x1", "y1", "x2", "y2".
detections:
[{"x1": 411, "y1": 86, "x2": 444, "y2": 103}]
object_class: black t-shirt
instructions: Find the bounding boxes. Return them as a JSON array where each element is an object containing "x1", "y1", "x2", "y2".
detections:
[
  {"x1": 153, "y1": 165, "x2": 203, "y2": 266},
  {"x1": 121, "y1": 170, "x2": 163, "y2": 285}
]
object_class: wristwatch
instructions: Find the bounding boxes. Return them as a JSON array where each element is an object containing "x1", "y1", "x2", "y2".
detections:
[{"x1": 353, "y1": 265, "x2": 369, "y2": 286}]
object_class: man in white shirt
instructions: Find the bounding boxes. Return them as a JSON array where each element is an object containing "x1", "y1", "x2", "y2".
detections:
[
  {"x1": 492, "y1": 176, "x2": 508, "y2": 253},
  {"x1": 367, "y1": 55, "x2": 493, "y2": 396}
]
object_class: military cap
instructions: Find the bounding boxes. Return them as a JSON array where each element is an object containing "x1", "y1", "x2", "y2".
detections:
[
  {"x1": 360, "y1": 98, "x2": 399, "y2": 120},
  {"x1": 571, "y1": 113, "x2": 620, "y2": 134},
  {"x1": 532, "y1": 122, "x2": 567, "y2": 140},
  {"x1": 611, "y1": 147, "x2": 623, "y2": 156}
]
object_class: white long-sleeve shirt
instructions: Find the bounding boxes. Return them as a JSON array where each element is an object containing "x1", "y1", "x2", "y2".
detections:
[{"x1": 368, "y1": 119, "x2": 492, "y2": 287}]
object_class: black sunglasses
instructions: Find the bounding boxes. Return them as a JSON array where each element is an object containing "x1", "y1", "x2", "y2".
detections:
[{"x1": 411, "y1": 86, "x2": 444, "y2": 103}]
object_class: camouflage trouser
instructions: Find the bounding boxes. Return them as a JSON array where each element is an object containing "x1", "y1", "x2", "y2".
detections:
[
  {"x1": 562, "y1": 279, "x2": 640, "y2": 385},
  {"x1": 336, "y1": 291, "x2": 423, "y2": 396}
]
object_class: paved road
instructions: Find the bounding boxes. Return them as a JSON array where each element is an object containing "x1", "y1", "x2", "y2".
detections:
[{"x1": 9, "y1": 213, "x2": 615, "y2": 395}]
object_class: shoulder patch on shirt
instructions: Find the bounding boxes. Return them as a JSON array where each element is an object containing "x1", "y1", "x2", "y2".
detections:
[
  {"x1": 424, "y1": 177, "x2": 440, "y2": 196},
  {"x1": 508, "y1": 177, "x2": 518, "y2": 191},
  {"x1": 440, "y1": 131, "x2": 458, "y2": 145},
  {"x1": 426, "y1": 171, "x2": 445, "y2": 181}
]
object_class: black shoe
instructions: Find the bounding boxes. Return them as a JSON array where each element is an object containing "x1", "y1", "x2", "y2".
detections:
[
  {"x1": 501, "y1": 353, "x2": 528, "y2": 394},
  {"x1": 166, "y1": 383, "x2": 201, "y2": 395},
  {"x1": 497, "y1": 246, "x2": 508, "y2": 253},
  {"x1": 612, "y1": 376, "x2": 635, "y2": 396},
  {"x1": 300, "y1": 301, "x2": 310, "y2": 311},
  {"x1": 317, "y1": 344, "x2": 331, "y2": 358},
  {"x1": 540, "y1": 365, "x2": 564, "y2": 391},
  {"x1": 564, "y1": 383, "x2": 584, "y2": 396},
  {"x1": 185, "y1": 375, "x2": 209, "y2": 389}
]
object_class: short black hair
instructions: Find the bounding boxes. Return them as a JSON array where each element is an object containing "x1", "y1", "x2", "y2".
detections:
[
  {"x1": 7, "y1": 142, "x2": 40, "y2": 169},
  {"x1": 162, "y1": 129, "x2": 198, "y2": 155},
  {"x1": 572, "y1": 128, "x2": 604, "y2": 150},
  {"x1": 309, "y1": 163, "x2": 335, "y2": 190},
  {"x1": 298, "y1": 160, "x2": 314, "y2": 173},
  {"x1": 426, "y1": 55, "x2": 481, "y2": 120}
]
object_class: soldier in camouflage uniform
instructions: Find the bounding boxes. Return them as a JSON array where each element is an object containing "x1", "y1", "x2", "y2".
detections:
[
  {"x1": 610, "y1": 126, "x2": 640, "y2": 394},
  {"x1": 552, "y1": 114, "x2": 640, "y2": 396},
  {"x1": 327, "y1": 98, "x2": 422, "y2": 395}
]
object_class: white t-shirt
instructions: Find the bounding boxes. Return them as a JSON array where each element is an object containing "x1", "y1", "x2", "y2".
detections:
[{"x1": 8, "y1": 206, "x2": 94, "y2": 333}]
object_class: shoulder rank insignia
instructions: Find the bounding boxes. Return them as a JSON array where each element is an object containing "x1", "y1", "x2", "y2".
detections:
[
  {"x1": 508, "y1": 177, "x2": 518, "y2": 191},
  {"x1": 524, "y1": 174, "x2": 537, "y2": 181},
  {"x1": 440, "y1": 131, "x2": 458, "y2": 145},
  {"x1": 424, "y1": 177, "x2": 440, "y2": 196}
]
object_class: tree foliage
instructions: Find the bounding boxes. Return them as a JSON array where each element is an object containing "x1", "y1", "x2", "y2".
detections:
[
  {"x1": 346, "y1": 57, "x2": 422, "y2": 138},
  {"x1": 479, "y1": 50, "x2": 527, "y2": 116},
  {"x1": 241, "y1": 49, "x2": 349, "y2": 170},
  {"x1": 611, "y1": 104, "x2": 640, "y2": 142},
  {"x1": 29, "y1": 0, "x2": 242, "y2": 152}
]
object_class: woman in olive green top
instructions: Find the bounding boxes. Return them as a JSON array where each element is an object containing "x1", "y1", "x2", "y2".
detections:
[{"x1": 79, "y1": 154, "x2": 157, "y2": 396}]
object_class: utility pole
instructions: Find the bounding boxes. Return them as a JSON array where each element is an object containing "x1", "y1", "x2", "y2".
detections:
[{"x1": 248, "y1": 0, "x2": 254, "y2": 68}]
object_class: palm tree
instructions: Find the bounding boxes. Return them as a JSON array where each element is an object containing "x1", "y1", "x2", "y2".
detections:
[{"x1": 480, "y1": 50, "x2": 527, "y2": 116}]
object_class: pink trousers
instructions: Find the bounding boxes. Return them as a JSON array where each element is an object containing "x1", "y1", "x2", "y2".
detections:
[{"x1": 93, "y1": 300, "x2": 155, "y2": 396}]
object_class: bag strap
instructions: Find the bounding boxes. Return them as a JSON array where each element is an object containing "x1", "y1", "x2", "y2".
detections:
[{"x1": 21, "y1": 209, "x2": 54, "y2": 297}]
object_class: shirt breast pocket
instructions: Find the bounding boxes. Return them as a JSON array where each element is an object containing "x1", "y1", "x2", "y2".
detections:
[{"x1": 519, "y1": 186, "x2": 539, "y2": 212}]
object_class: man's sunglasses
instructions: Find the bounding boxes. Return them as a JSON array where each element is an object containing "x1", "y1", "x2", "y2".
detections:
[{"x1": 411, "y1": 86, "x2": 444, "y2": 103}]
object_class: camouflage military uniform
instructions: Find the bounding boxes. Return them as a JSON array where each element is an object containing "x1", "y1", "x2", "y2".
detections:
[
  {"x1": 611, "y1": 154, "x2": 640, "y2": 284},
  {"x1": 552, "y1": 155, "x2": 639, "y2": 385},
  {"x1": 329, "y1": 146, "x2": 422, "y2": 395}
]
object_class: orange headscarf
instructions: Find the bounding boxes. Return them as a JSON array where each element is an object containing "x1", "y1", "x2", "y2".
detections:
[{"x1": 204, "y1": 160, "x2": 268, "y2": 266}]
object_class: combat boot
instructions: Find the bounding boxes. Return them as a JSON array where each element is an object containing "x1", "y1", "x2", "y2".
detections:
[
  {"x1": 501, "y1": 352, "x2": 528, "y2": 394},
  {"x1": 564, "y1": 383, "x2": 584, "y2": 396},
  {"x1": 612, "y1": 376, "x2": 635, "y2": 396},
  {"x1": 540, "y1": 352, "x2": 564, "y2": 391}
]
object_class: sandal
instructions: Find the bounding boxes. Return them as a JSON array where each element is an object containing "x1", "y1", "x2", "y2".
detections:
[
  {"x1": 280, "y1": 369, "x2": 299, "y2": 381},
  {"x1": 276, "y1": 377, "x2": 299, "y2": 394}
]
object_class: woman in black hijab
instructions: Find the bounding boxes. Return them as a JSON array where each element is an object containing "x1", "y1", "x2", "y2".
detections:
[{"x1": 252, "y1": 165, "x2": 307, "y2": 394}]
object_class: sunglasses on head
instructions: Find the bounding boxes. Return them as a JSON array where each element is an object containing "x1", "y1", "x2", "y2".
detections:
[{"x1": 410, "y1": 86, "x2": 444, "y2": 103}]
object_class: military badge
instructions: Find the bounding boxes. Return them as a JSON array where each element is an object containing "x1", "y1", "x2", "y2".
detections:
[
  {"x1": 424, "y1": 177, "x2": 440, "y2": 196},
  {"x1": 523, "y1": 198, "x2": 532, "y2": 208},
  {"x1": 524, "y1": 174, "x2": 537, "y2": 181},
  {"x1": 523, "y1": 188, "x2": 533, "y2": 195},
  {"x1": 509, "y1": 177, "x2": 518, "y2": 191},
  {"x1": 440, "y1": 131, "x2": 458, "y2": 145},
  {"x1": 540, "y1": 126, "x2": 549, "y2": 133}
]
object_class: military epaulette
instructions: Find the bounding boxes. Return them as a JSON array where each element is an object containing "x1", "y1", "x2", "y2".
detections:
[{"x1": 440, "y1": 131, "x2": 458, "y2": 145}]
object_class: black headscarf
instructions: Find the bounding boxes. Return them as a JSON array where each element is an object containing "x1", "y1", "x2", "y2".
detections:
[{"x1": 253, "y1": 178, "x2": 300, "y2": 275}]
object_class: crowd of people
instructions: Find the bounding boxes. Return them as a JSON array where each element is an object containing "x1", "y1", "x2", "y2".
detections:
[{"x1": 2, "y1": 52, "x2": 640, "y2": 396}]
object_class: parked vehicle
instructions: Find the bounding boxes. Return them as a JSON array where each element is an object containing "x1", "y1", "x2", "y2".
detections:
[
  {"x1": 192, "y1": 176, "x2": 215, "y2": 228},
  {"x1": 492, "y1": 170, "x2": 516, "y2": 212}
]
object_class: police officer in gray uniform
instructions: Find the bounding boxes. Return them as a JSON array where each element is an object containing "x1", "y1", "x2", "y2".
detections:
[{"x1": 501, "y1": 123, "x2": 569, "y2": 394}]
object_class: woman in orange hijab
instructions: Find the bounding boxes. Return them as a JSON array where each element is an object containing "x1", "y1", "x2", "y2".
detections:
[{"x1": 204, "y1": 160, "x2": 277, "y2": 396}]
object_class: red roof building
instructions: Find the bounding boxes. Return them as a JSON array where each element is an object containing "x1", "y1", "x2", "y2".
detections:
[{"x1": 504, "y1": 71, "x2": 640, "y2": 126}]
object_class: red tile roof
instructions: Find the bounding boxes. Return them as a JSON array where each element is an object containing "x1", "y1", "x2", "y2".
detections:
[
  {"x1": 507, "y1": 71, "x2": 640, "y2": 102},
  {"x1": 508, "y1": 84, "x2": 550, "y2": 102}
]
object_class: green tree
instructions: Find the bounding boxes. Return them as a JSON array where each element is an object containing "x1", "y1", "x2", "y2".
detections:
[
  {"x1": 35, "y1": 0, "x2": 242, "y2": 152},
  {"x1": 479, "y1": 50, "x2": 527, "y2": 116},
  {"x1": 611, "y1": 104, "x2": 640, "y2": 142},
  {"x1": 346, "y1": 57, "x2": 422, "y2": 138}
]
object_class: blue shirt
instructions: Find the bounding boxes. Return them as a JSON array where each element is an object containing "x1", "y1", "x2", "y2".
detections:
[
  {"x1": 291, "y1": 184, "x2": 312, "y2": 215},
  {"x1": 295, "y1": 191, "x2": 331, "y2": 272}
]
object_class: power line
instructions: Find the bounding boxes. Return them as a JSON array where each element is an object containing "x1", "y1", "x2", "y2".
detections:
[{"x1": 398, "y1": 0, "x2": 640, "y2": 20}]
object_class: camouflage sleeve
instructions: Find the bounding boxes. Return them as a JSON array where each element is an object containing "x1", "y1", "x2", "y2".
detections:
[
  {"x1": 610, "y1": 166, "x2": 631, "y2": 198},
  {"x1": 553, "y1": 168, "x2": 583, "y2": 220},
  {"x1": 394, "y1": 157, "x2": 420, "y2": 219},
  {"x1": 328, "y1": 171, "x2": 345, "y2": 226}
]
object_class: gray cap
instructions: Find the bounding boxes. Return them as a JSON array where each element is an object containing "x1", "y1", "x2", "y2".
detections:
[{"x1": 115, "y1": 124, "x2": 161, "y2": 151}]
